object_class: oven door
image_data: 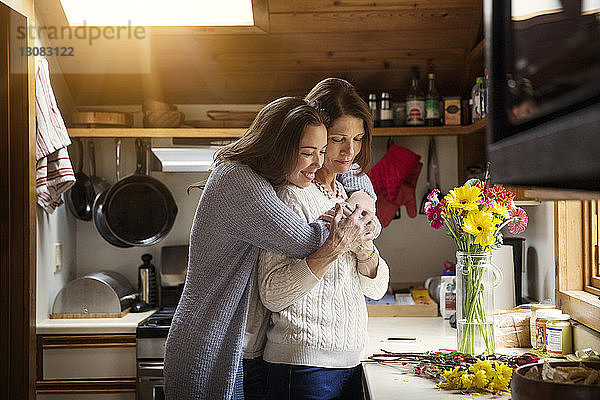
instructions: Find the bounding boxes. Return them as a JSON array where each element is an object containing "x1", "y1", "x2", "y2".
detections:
[{"x1": 137, "y1": 361, "x2": 164, "y2": 400}]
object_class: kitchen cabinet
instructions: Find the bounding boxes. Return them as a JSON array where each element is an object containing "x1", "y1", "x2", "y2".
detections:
[{"x1": 36, "y1": 334, "x2": 136, "y2": 398}]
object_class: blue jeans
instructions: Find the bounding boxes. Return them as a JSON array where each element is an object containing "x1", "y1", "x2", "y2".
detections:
[
  {"x1": 243, "y1": 357, "x2": 266, "y2": 400},
  {"x1": 263, "y1": 361, "x2": 363, "y2": 400}
]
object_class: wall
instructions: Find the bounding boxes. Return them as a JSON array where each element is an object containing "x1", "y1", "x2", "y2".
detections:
[
  {"x1": 69, "y1": 134, "x2": 459, "y2": 290},
  {"x1": 371, "y1": 135, "x2": 459, "y2": 283}
]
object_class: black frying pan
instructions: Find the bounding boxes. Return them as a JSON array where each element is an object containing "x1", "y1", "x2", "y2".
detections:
[
  {"x1": 93, "y1": 139, "x2": 132, "y2": 248},
  {"x1": 65, "y1": 138, "x2": 95, "y2": 221},
  {"x1": 102, "y1": 139, "x2": 178, "y2": 247}
]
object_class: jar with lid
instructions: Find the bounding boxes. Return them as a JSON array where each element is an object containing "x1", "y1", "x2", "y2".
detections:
[
  {"x1": 530, "y1": 303, "x2": 557, "y2": 347},
  {"x1": 546, "y1": 314, "x2": 572, "y2": 357},
  {"x1": 535, "y1": 308, "x2": 562, "y2": 350}
]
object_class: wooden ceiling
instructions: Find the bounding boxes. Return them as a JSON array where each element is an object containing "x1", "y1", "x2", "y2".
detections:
[{"x1": 37, "y1": 0, "x2": 484, "y2": 105}]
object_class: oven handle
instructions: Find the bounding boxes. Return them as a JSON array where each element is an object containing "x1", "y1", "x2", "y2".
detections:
[{"x1": 138, "y1": 361, "x2": 165, "y2": 370}]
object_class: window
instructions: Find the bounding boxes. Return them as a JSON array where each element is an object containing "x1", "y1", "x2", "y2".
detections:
[
  {"x1": 555, "y1": 201, "x2": 600, "y2": 332},
  {"x1": 584, "y1": 200, "x2": 600, "y2": 294}
]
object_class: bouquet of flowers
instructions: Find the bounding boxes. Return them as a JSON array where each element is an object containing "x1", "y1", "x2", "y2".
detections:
[
  {"x1": 424, "y1": 179, "x2": 528, "y2": 251},
  {"x1": 424, "y1": 179, "x2": 528, "y2": 355}
]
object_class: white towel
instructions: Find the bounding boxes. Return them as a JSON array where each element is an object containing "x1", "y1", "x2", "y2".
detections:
[{"x1": 35, "y1": 57, "x2": 75, "y2": 213}]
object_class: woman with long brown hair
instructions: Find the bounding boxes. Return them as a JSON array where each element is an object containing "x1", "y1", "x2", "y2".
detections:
[{"x1": 164, "y1": 96, "x2": 378, "y2": 400}]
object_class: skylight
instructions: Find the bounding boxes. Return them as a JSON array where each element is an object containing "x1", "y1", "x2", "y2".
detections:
[{"x1": 59, "y1": 0, "x2": 254, "y2": 26}]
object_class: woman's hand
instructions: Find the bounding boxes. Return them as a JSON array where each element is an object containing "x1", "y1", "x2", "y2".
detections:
[
  {"x1": 307, "y1": 204, "x2": 376, "y2": 278},
  {"x1": 320, "y1": 202, "x2": 381, "y2": 240}
]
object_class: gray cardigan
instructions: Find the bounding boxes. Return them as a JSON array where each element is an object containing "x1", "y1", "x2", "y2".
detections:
[{"x1": 164, "y1": 161, "x2": 375, "y2": 400}]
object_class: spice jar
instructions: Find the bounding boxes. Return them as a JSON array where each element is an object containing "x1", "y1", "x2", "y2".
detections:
[
  {"x1": 535, "y1": 309, "x2": 562, "y2": 350},
  {"x1": 546, "y1": 314, "x2": 572, "y2": 357},
  {"x1": 530, "y1": 304, "x2": 557, "y2": 348}
]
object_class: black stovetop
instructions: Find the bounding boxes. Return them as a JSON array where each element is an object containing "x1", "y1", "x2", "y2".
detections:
[{"x1": 136, "y1": 306, "x2": 176, "y2": 338}]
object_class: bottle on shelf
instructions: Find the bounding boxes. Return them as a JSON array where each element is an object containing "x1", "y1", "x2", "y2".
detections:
[
  {"x1": 471, "y1": 76, "x2": 486, "y2": 123},
  {"x1": 425, "y1": 72, "x2": 441, "y2": 126},
  {"x1": 379, "y1": 92, "x2": 394, "y2": 127},
  {"x1": 368, "y1": 93, "x2": 379, "y2": 127},
  {"x1": 406, "y1": 69, "x2": 425, "y2": 126}
]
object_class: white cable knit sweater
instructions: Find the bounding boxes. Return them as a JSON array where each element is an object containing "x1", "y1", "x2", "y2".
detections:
[{"x1": 255, "y1": 183, "x2": 389, "y2": 368}]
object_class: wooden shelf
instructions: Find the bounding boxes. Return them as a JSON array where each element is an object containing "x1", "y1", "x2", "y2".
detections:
[{"x1": 67, "y1": 119, "x2": 487, "y2": 139}]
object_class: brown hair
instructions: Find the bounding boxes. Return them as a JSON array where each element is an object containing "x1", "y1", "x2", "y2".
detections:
[
  {"x1": 304, "y1": 78, "x2": 373, "y2": 173},
  {"x1": 214, "y1": 97, "x2": 326, "y2": 187}
]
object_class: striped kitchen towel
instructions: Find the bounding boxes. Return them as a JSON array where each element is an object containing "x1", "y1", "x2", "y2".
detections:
[{"x1": 35, "y1": 57, "x2": 75, "y2": 213}]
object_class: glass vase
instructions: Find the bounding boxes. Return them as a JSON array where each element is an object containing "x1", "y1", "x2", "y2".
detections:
[{"x1": 455, "y1": 251, "x2": 502, "y2": 355}]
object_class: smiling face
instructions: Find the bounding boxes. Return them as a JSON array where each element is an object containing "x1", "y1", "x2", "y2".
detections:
[
  {"x1": 322, "y1": 115, "x2": 365, "y2": 175},
  {"x1": 287, "y1": 123, "x2": 328, "y2": 188}
]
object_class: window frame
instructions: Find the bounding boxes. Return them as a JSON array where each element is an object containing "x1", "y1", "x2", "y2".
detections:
[
  {"x1": 585, "y1": 200, "x2": 600, "y2": 292},
  {"x1": 555, "y1": 201, "x2": 600, "y2": 333}
]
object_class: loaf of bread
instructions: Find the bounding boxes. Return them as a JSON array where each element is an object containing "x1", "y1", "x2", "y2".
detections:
[{"x1": 495, "y1": 309, "x2": 531, "y2": 348}]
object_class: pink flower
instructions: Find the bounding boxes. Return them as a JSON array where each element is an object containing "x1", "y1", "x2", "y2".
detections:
[
  {"x1": 508, "y1": 207, "x2": 528, "y2": 234},
  {"x1": 427, "y1": 201, "x2": 446, "y2": 230},
  {"x1": 427, "y1": 189, "x2": 440, "y2": 202},
  {"x1": 478, "y1": 198, "x2": 495, "y2": 208}
]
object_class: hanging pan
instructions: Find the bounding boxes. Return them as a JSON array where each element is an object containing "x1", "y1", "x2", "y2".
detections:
[
  {"x1": 65, "y1": 138, "x2": 95, "y2": 220},
  {"x1": 101, "y1": 138, "x2": 178, "y2": 247},
  {"x1": 419, "y1": 137, "x2": 444, "y2": 214},
  {"x1": 93, "y1": 139, "x2": 132, "y2": 248}
]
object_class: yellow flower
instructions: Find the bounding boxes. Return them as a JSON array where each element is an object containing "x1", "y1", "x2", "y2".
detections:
[
  {"x1": 460, "y1": 373, "x2": 474, "y2": 390},
  {"x1": 495, "y1": 362, "x2": 513, "y2": 381},
  {"x1": 445, "y1": 185, "x2": 482, "y2": 212},
  {"x1": 470, "y1": 360, "x2": 493, "y2": 375},
  {"x1": 439, "y1": 367, "x2": 467, "y2": 389},
  {"x1": 486, "y1": 201, "x2": 509, "y2": 219},
  {"x1": 488, "y1": 375, "x2": 510, "y2": 391},
  {"x1": 462, "y1": 211, "x2": 496, "y2": 248},
  {"x1": 472, "y1": 370, "x2": 489, "y2": 389}
]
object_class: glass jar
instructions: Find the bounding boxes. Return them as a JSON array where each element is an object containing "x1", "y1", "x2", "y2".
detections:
[
  {"x1": 546, "y1": 314, "x2": 572, "y2": 356},
  {"x1": 530, "y1": 304, "x2": 557, "y2": 347},
  {"x1": 455, "y1": 252, "x2": 503, "y2": 355},
  {"x1": 535, "y1": 309, "x2": 562, "y2": 350}
]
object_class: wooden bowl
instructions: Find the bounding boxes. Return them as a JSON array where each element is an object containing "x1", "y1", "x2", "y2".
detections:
[{"x1": 512, "y1": 361, "x2": 600, "y2": 400}]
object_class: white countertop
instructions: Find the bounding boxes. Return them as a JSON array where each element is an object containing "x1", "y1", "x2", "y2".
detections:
[
  {"x1": 36, "y1": 309, "x2": 157, "y2": 334},
  {"x1": 363, "y1": 317, "x2": 526, "y2": 400}
]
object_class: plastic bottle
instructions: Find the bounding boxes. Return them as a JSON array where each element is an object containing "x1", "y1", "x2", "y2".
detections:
[
  {"x1": 425, "y1": 72, "x2": 441, "y2": 126},
  {"x1": 406, "y1": 69, "x2": 425, "y2": 126}
]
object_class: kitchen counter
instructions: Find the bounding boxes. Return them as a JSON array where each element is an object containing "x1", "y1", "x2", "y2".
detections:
[
  {"x1": 36, "y1": 309, "x2": 156, "y2": 334},
  {"x1": 363, "y1": 317, "x2": 526, "y2": 400}
]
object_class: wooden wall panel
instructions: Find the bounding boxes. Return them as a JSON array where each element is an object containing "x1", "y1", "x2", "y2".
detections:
[
  {"x1": 268, "y1": 8, "x2": 476, "y2": 34},
  {"x1": 268, "y1": 0, "x2": 476, "y2": 13}
]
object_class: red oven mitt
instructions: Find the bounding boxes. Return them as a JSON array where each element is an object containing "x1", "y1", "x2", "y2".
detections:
[
  {"x1": 393, "y1": 162, "x2": 423, "y2": 218},
  {"x1": 367, "y1": 144, "x2": 421, "y2": 203}
]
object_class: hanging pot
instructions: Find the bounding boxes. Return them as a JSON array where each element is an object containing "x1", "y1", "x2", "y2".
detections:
[
  {"x1": 64, "y1": 138, "x2": 95, "y2": 221},
  {"x1": 101, "y1": 139, "x2": 178, "y2": 246}
]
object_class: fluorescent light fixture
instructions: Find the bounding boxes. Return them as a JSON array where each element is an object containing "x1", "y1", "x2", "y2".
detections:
[
  {"x1": 511, "y1": 0, "x2": 562, "y2": 20},
  {"x1": 152, "y1": 147, "x2": 219, "y2": 172},
  {"x1": 59, "y1": 0, "x2": 254, "y2": 26}
]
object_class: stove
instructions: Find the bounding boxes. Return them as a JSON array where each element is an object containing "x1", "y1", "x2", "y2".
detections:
[
  {"x1": 136, "y1": 245, "x2": 187, "y2": 400},
  {"x1": 136, "y1": 307, "x2": 176, "y2": 400}
]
